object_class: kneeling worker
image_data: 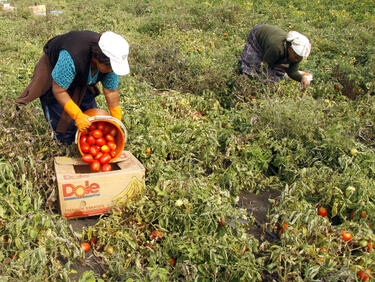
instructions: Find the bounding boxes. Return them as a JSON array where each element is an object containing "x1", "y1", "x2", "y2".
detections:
[{"x1": 239, "y1": 24, "x2": 312, "y2": 90}]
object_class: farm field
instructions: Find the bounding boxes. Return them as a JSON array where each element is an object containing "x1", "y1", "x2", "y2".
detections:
[{"x1": 1, "y1": 0, "x2": 375, "y2": 280}]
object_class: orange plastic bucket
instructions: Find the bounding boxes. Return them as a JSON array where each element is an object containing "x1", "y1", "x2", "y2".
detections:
[{"x1": 75, "y1": 108, "x2": 127, "y2": 162}]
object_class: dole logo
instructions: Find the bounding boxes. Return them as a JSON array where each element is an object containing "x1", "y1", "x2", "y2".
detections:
[{"x1": 63, "y1": 181, "x2": 100, "y2": 199}]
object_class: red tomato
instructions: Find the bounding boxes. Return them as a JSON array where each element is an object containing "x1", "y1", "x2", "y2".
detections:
[
  {"x1": 110, "y1": 150, "x2": 117, "y2": 158},
  {"x1": 80, "y1": 136, "x2": 88, "y2": 144},
  {"x1": 107, "y1": 141, "x2": 116, "y2": 151},
  {"x1": 89, "y1": 237, "x2": 97, "y2": 244},
  {"x1": 367, "y1": 242, "x2": 374, "y2": 252},
  {"x1": 359, "y1": 211, "x2": 367, "y2": 218},
  {"x1": 105, "y1": 245, "x2": 114, "y2": 255},
  {"x1": 96, "y1": 122, "x2": 106, "y2": 131},
  {"x1": 218, "y1": 218, "x2": 224, "y2": 226},
  {"x1": 318, "y1": 207, "x2": 328, "y2": 217},
  {"x1": 96, "y1": 137, "x2": 106, "y2": 147},
  {"x1": 109, "y1": 127, "x2": 117, "y2": 137},
  {"x1": 81, "y1": 154, "x2": 94, "y2": 164},
  {"x1": 145, "y1": 148, "x2": 152, "y2": 154},
  {"x1": 105, "y1": 134, "x2": 115, "y2": 142},
  {"x1": 278, "y1": 222, "x2": 288, "y2": 237},
  {"x1": 81, "y1": 242, "x2": 91, "y2": 252},
  {"x1": 103, "y1": 125, "x2": 112, "y2": 135},
  {"x1": 91, "y1": 129, "x2": 103, "y2": 139},
  {"x1": 81, "y1": 142, "x2": 90, "y2": 153},
  {"x1": 90, "y1": 160, "x2": 101, "y2": 172},
  {"x1": 357, "y1": 269, "x2": 373, "y2": 281},
  {"x1": 151, "y1": 230, "x2": 163, "y2": 240},
  {"x1": 87, "y1": 135, "x2": 96, "y2": 145},
  {"x1": 89, "y1": 146, "x2": 99, "y2": 157},
  {"x1": 341, "y1": 230, "x2": 352, "y2": 242},
  {"x1": 100, "y1": 154, "x2": 111, "y2": 165},
  {"x1": 169, "y1": 257, "x2": 176, "y2": 266},
  {"x1": 102, "y1": 163, "x2": 112, "y2": 172},
  {"x1": 95, "y1": 152, "x2": 104, "y2": 160},
  {"x1": 101, "y1": 145, "x2": 110, "y2": 153},
  {"x1": 88, "y1": 123, "x2": 97, "y2": 131}
]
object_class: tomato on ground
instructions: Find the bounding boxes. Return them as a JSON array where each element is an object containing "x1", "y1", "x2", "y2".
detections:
[{"x1": 81, "y1": 242, "x2": 91, "y2": 252}]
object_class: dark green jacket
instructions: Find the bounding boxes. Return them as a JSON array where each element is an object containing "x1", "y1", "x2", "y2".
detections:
[{"x1": 255, "y1": 25, "x2": 302, "y2": 81}]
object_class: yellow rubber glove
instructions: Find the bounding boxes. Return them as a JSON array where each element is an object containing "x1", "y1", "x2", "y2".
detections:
[
  {"x1": 109, "y1": 106, "x2": 122, "y2": 121},
  {"x1": 63, "y1": 99, "x2": 91, "y2": 132}
]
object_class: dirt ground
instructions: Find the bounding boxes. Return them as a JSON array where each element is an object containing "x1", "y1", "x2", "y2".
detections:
[
  {"x1": 66, "y1": 188, "x2": 281, "y2": 281},
  {"x1": 237, "y1": 189, "x2": 281, "y2": 242},
  {"x1": 67, "y1": 216, "x2": 106, "y2": 281}
]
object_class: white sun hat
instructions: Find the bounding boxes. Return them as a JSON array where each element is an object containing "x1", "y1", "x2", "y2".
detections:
[
  {"x1": 99, "y1": 31, "x2": 130, "y2": 76},
  {"x1": 286, "y1": 31, "x2": 311, "y2": 59}
]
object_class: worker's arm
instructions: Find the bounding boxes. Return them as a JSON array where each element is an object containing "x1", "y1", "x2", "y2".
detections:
[
  {"x1": 103, "y1": 87, "x2": 122, "y2": 121},
  {"x1": 52, "y1": 80, "x2": 91, "y2": 131}
]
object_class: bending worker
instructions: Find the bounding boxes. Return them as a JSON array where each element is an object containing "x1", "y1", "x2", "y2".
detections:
[
  {"x1": 15, "y1": 30, "x2": 130, "y2": 144},
  {"x1": 239, "y1": 24, "x2": 311, "y2": 89}
]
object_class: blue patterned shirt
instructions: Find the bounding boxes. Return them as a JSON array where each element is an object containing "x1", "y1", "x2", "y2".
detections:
[{"x1": 51, "y1": 49, "x2": 119, "y2": 90}]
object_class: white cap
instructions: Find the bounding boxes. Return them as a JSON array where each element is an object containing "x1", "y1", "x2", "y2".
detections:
[
  {"x1": 98, "y1": 31, "x2": 130, "y2": 76},
  {"x1": 286, "y1": 31, "x2": 311, "y2": 59}
]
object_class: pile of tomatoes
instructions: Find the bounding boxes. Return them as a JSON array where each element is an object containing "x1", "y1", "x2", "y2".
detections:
[{"x1": 79, "y1": 121, "x2": 119, "y2": 172}]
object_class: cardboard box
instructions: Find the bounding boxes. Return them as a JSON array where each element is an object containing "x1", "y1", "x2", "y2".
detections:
[
  {"x1": 55, "y1": 151, "x2": 145, "y2": 219},
  {"x1": 28, "y1": 5, "x2": 46, "y2": 16}
]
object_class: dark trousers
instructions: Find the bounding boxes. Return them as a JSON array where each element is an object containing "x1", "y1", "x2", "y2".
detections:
[{"x1": 40, "y1": 88, "x2": 97, "y2": 144}]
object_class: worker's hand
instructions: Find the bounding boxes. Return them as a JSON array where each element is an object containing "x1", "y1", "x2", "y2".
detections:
[
  {"x1": 63, "y1": 99, "x2": 92, "y2": 131},
  {"x1": 109, "y1": 106, "x2": 122, "y2": 121},
  {"x1": 301, "y1": 75, "x2": 310, "y2": 90},
  {"x1": 75, "y1": 112, "x2": 91, "y2": 132}
]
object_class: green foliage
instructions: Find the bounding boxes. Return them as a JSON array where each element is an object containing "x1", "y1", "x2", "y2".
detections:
[{"x1": 1, "y1": 0, "x2": 375, "y2": 280}]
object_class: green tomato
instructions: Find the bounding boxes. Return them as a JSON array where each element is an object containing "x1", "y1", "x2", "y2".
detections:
[
  {"x1": 360, "y1": 240, "x2": 368, "y2": 248},
  {"x1": 345, "y1": 186, "x2": 356, "y2": 197}
]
